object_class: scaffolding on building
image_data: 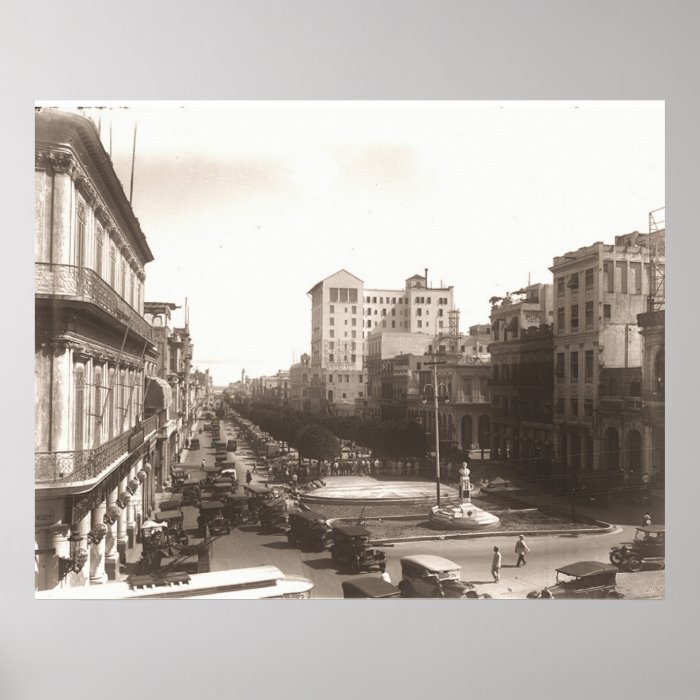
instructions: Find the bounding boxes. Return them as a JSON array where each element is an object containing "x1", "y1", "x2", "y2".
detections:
[{"x1": 648, "y1": 206, "x2": 665, "y2": 312}]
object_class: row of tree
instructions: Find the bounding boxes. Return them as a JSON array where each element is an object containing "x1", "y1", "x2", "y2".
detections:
[{"x1": 226, "y1": 399, "x2": 428, "y2": 461}]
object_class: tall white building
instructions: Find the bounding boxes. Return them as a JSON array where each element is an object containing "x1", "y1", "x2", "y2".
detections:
[{"x1": 307, "y1": 269, "x2": 455, "y2": 415}]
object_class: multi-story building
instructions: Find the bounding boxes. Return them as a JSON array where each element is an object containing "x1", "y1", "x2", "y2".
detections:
[
  {"x1": 638, "y1": 309, "x2": 664, "y2": 484},
  {"x1": 308, "y1": 270, "x2": 366, "y2": 414},
  {"x1": 34, "y1": 109, "x2": 163, "y2": 590},
  {"x1": 363, "y1": 271, "x2": 455, "y2": 338},
  {"x1": 406, "y1": 359, "x2": 491, "y2": 453},
  {"x1": 307, "y1": 269, "x2": 455, "y2": 415},
  {"x1": 289, "y1": 354, "x2": 311, "y2": 411},
  {"x1": 365, "y1": 330, "x2": 434, "y2": 416},
  {"x1": 550, "y1": 231, "x2": 662, "y2": 476},
  {"x1": 489, "y1": 284, "x2": 554, "y2": 467}
]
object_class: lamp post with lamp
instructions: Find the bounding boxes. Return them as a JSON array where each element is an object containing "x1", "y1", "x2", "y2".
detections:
[{"x1": 423, "y1": 359, "x2": 449, "y2": 506}]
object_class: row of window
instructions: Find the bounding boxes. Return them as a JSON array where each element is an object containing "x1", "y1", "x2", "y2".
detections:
[
  {"x1": 327, "y1": 374, "x2": 365, "y2": 383},
  {"x1": 329, "y1": 287, "x2": 359, "y2": 303},
  {"x1": 362, "y1": 295, "x2": 451, "y2": 305},
  {"x1": 328, "y1": 329, "x2": 357, "y2": 338},
  {"x1": 555, "y1": 397, "x2": 594, "y2": 417},
  {"x1": 556, "y1": 302, "x2": 612, "y2": 334},
  {"x1": 329, "y1": 305, "x2": 358, "y2": 315},
  {"x1": 328, "y1": 354, "x2": 357, "y2": 363},
  {"x1": 75, "y1": 201, "x2": 144, "y2": 313},
  {"x1": 555, "y1": 349, "x2": 595, "y2": 383},
  {"x1": 329, "y1": 317, "x2": 357, "y2": 326},
  {"x1": 364, "y1": 319, "x2": 443, "y2": 329},
  {"x1": 556, "y1": 261, "x2": 645, "y2": 298}
]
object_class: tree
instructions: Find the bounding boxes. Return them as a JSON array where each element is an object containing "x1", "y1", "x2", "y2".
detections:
[{"x1": 296, "y1": 424, "x2": 341, "y2": 462}]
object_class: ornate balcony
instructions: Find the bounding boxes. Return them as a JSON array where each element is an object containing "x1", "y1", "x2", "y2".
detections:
[
  {"x1": 35, "y1": 410, "x2": 165, "y2": 486},
  {"x1": 35, "y1": 263, "x2": 153, "y2": 343}
]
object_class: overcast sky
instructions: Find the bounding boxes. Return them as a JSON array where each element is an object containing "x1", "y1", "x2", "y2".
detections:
[{"x1": 46, "y1": 101, "x2": 664, "y2": 384}]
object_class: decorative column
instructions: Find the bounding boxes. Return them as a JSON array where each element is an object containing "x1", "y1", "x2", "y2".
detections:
[
  {"x1": 51, "y1": 525, "x2": 70, "y2": 590},
  {"x1": 90, "y1": 501, "x2": 108, "y2": 585},
  {"x1": 117, "y1": 474, "x2": 129, "y2": 564},
  {"x1": 105, "y1": 485, "x2": 120, "y2": 580},
  {"x1": 68, "y1": 510, "x2": 91, "y2": 587},
  {"x1": 126, "y1": 465, "x2": 137, "y2": 548}
]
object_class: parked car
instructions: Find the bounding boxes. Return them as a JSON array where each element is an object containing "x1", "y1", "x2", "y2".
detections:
[
  {"x1": 610, "y1": 525, "x2": 665, "y2": 572},
  {"x1": 189, "y1": 438, "x2": 200, "y2": 450},
  {"x1": 331, "y1": 525, "x2": 386, "y2": 573},
  {"x1": 398, "y1": 555, "x2": 479, "y2": 598},
  {"x1": 528, "y1": 561, "x2": 623, "y2": 599},
  {"x1": 286, "y1": 510, "x2": 334, "y2": 551},
  {"x1": 226, "y1": 439, "x2": 238, "y2": 452},
  {"x1": 342, "y1": 576, "x2": 401, "y2": 599},
  {"x1": 197, "y1": 501, "x2": 232, "y2": 536}
]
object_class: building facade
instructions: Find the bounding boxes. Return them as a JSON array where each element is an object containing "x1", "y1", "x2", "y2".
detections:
[
  {"x1": 35, "y1": 109, "x2": 163, "y2": 591},
  {"x1": 289, "y1": 354, "x2": 311, "y2": 411},
  {"x1": 489, "y1": 284, "x2": 554, "y2": 468},
  {"x1": 638, "y1": 310, "x2": 665, "y2": 484},
  {"x1": 550, "y1": 232, "x2": 662, "y2": 476}
]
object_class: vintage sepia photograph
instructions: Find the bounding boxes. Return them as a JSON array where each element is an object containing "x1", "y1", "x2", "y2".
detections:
[{"x1": 34, "y1": 100, "x2": 665, "y2": 600}]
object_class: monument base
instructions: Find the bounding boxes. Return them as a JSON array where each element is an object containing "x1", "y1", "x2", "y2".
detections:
[{"x1": 429, "y1": 500, "x2": 500, "y2": 530}]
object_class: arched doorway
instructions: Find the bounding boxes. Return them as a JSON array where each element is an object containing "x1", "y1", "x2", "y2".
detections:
[
  {"x1": 626, "y1": 429, "x2": 642, "y2": 472},
  {"x1": 478, "y1": 415, "x2": 490, "y2": 449},
  {"x1": 461, "y1": 415, "x2": 473, "y2": 449},
  {"x1": 604, "y1": 427, "x2": 619, "y2": 470}
]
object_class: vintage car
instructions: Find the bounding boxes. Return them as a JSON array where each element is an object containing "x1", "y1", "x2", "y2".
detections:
[
  {"x1": 153, "y1": 509, "x2": 189, "y2": 545},
  {"x1": 226, "y1": 439, "x2": 238, "y2": 453},
  {"x1": 223, "y1": 494, "x2": 251, "y2": 525},
  {"x1": 244, "y1": 483, "x2": 276, "y2": 520},
  {"x1": 197, "y1": 501, "x2": 232, "y2": 536},
  {"x1": 528, "y1": 561, "x2": 623, "y2": 599},
  {"x1": 189, "y1": 438, "x2": 201, "y2": 450},
  {"x1": 609, "y1": 525, "x2": 665, "y2": 572},
  {"x1": 259, "y1": 497, "x2": 289, "y2": 534},
  {"x1": 171, "y1": 468, "x2": 189, "y2": 489},
  {"x1": 286, "y1": 510, "x2": 334, "y2": 551},
  {"x1": 330, "y1": 525, "x2": 387, "y2": 573},
  {"x1": 159, "y1": 494, "x2": 183, "y2": 511},
  {"x1": 398, "y1": 555, "x2": 478, "y2": 598},
  {"x1": 181, "y1": 480, "x2": 201, "y2": 506},
  {"x1": 342, "y1": 576, "x2": 401, "y2": 599}
]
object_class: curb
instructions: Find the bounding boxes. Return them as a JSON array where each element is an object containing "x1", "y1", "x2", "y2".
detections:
[
  {"x1": 370, "y1": 521, "x2": 615, "y2": 545},
  {"x1": 325, "y1": 516, "x2": 616, "y2": 544}
]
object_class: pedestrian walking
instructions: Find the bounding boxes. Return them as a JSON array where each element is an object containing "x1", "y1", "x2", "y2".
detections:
[
  {"x1": 374, "y1": 458, "x2": 381, "y2": 475},
  {"x1": 491, "y1": 546, "x2": 502, "y2": 582},
  {"x1": 515, "y1": 535, "x2": 530, "y2": 567},
  {"x1": 642, "y1": 512, "x2": 652, "y2": 526},
  {"x1": 245, "y1": 469, "x2": 252, "y2": 485},
  {"x1": 201, "y1": 458, "x2": 206, "y2": 469},
  {"x1": 379, "y1": 563, "x2": 392, "y2": 584}
]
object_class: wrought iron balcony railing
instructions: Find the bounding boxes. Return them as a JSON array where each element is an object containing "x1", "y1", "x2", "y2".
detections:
[
  {"x1": 35, "y1": 263, "x2": 153, "y2": 343},
  {"x1": 35, "y1": 410, "x2": 165, "y2": 485}
]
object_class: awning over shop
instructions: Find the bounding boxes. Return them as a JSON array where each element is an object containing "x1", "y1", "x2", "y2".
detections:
[{"x1": 145, "y1": 377, "x2": 173, "y2": 412}]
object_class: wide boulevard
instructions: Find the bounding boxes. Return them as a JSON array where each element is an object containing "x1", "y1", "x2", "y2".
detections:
[{"x1": 177, "y1": 418, "x2": 664, "y2": 599}]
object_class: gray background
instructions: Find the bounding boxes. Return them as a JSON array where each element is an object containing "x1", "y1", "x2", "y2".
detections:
[{"x1": 2, "y1": 1, "x2": 698, "y2": 698}]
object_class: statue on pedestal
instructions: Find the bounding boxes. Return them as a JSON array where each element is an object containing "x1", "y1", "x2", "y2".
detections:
[{"x1": 458, "y1": 463, "x2": 471, "y2": 503}]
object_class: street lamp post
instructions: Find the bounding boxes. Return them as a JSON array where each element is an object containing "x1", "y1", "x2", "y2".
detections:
[{"x1": 424, "y1": 359, "x2": 448, "y2": 507}]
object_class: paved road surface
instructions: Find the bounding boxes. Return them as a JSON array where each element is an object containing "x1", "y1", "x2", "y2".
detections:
[{"x1": 177, "y1": 417, "x2": 663, "y2": 599}]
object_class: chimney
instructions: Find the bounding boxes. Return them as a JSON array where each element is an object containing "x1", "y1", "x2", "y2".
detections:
[{"x1": 424, "y1": 268, "x2": 428, "y2": 288}]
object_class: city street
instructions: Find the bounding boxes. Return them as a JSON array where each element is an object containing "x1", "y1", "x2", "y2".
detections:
[{"x1": 175, "y1": 418, "x2": 662, "y2": 599}]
